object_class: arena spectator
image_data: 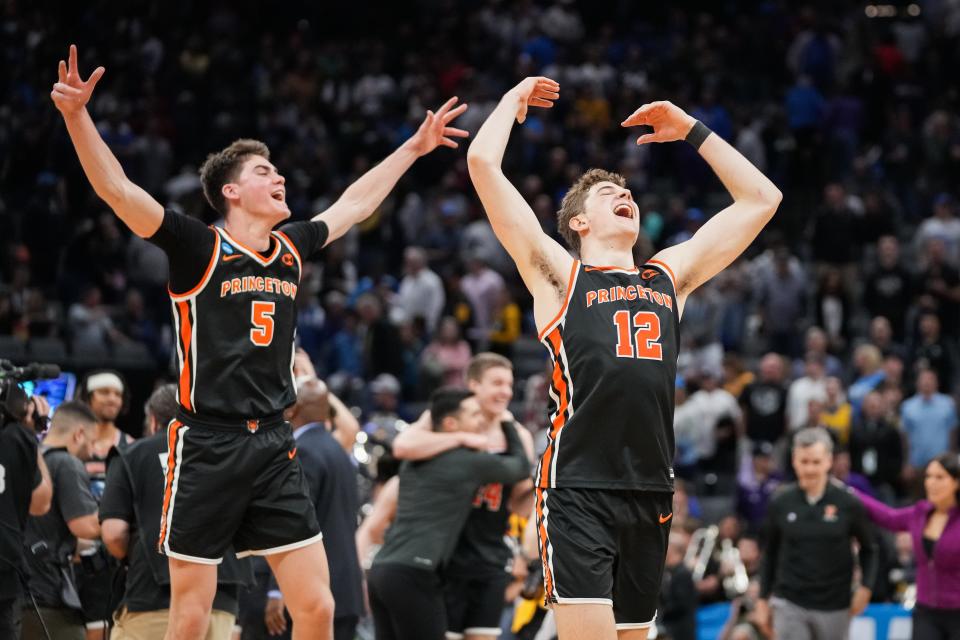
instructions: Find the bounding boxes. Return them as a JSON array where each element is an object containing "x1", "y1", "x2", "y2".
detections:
[
  {"x1": 863, "y1": 236, "x2": 911, "y2": 339},
  {"x1": 916, "y1": 238, "x2": 960, "y2": 340},
  {"x1": 396, "y1": 246, "x2": 445, "y2": 334},
  {"x1": 421, "y1": 316, "x2": 473, "y2": 389},
  {"x1": 786, "y1": 354, "x2": 827, "y2": 433},
  {"x1": 741, "y1": 354, "x2": 788, "y2": 446},
  {"x1": 901, "y1": 370, "x2": 958, "y2": 481},
  {"x1": 848, "y1": 390, "x2": 905, "y2": 501},
  {"x1": 916, "y1": 194, "x2": 960, "y2": 265}
]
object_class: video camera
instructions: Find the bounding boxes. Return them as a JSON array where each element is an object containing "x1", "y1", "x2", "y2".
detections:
[{"x1": 0, "y1": 359, "x2": 61, "y2": 427}]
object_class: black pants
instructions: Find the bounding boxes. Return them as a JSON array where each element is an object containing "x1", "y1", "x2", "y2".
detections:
[
  {"x1": 914, "y1": 605, "x2": 960, "y2": 640},
  {"x1": 20, "y1": 605, "x2": 85, "y2": 640},
  {"x1": 334, "y1": 615, "x2": 358, "y2": 640},
  {"x1": 367, "y1": 563, "x2": 446, "y2": 640},
  {"x1": 0, "y1": 598, "x2": 21, "y2": 639}
]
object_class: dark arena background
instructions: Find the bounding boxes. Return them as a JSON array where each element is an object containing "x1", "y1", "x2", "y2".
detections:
[{"x1": 1, "y1": 1, "x2": 959, "y2": 639}]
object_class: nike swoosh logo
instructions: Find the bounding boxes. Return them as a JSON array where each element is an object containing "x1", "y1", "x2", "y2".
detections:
[
  {"x1": 288, "y1": 448, "x2": 297, "y2": 460},
  {"x1": 223, "y1": 254, "x2": 243, "y2": 262},
  {"x1": 659, "y1": 513, "x2": 673, "y2": 524}
]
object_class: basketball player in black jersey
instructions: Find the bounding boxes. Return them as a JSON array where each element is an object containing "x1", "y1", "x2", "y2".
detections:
[
  {"x1": 467, "y1": 77, "x2": 782, "y2": 640},
  {"x1": 51, "y1": 44, "x2": 469, "y2": 640},
  {"x1": 392, "y1": 353, "x2": 535, "y2": 640}
]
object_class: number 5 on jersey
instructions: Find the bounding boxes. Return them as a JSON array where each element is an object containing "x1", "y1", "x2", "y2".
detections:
[
  {"x1": 250, "y1": 301, "x2": 275, "y2": 346},
  {"x1": 613, "y1": 310, "x2": 662, "y2": 360}
]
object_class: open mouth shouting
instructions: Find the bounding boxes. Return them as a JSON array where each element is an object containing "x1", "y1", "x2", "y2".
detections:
[{"x1": 613, "y1": 202, "x2": 635, "y2": 219}]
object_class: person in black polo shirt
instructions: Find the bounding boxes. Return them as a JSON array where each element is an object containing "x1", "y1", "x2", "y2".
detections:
[
  {"x1": 756, "y1": 427, "x2": 878, "y2": 640},
  {"x1": 99, "y1": 384, "x2": 253, "y2": 639}
]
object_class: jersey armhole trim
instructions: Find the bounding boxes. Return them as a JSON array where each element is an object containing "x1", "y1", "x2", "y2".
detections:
[
  {"x1": 169, "y1": 229, "x2": 221, "y2": 301},
  {"x1": 645, "y1": 258, "x2": 678, "y2": 298},
  {"x1": 537, "y1": 260, "x2": 580, "y2": 341},
  {"x1": 273, "y1": 230, "x2": 303, "y2": 272}
]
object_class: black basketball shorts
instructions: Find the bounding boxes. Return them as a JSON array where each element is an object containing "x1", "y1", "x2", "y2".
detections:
[
  {"x1": 535, "y1": 487, "x2": 672, "y2": 630},
  {"x1": 157, "y1": 417, "x2": 321, "y2": 564},
  {"x1": 444, "y1": 573, "x2": 512, "y2": 638}
]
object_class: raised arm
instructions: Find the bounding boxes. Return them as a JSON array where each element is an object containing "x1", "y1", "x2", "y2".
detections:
[
  {"x1": 851, "y1": 486, "x2": 914, "y2": 532},
  {"x1": 466, "y1": 78, "x2": 574, "y2": 317},
  {"x1": 51, "y1": 45, "x2": 163, "y2": 238},
  {"x1": 621, "y1": 102, "x2": 782, "y2": 307},
  {"x1": 314, "y1": 97, "x2": 468, "y2": 244},
  {"x1": 328, "y1": 391, "x2": 360, "y2": 453}
]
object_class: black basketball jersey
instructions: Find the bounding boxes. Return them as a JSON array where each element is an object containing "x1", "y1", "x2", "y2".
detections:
[
  {"x1": 536, "y1": 259, "x2": 679, "y2": 491},
  {"x1": 445, "y1": 479, "x2": 514, "y2": 578},
  {"x1": 170, "y1": 226, "x2": 304, "y2": 419}
]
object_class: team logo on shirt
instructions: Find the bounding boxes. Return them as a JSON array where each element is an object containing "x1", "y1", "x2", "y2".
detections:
[
  {"x1": 641, "y1": 269, "x2": 658, "y2": 280},
  {"x1": 282, "y1": 253, "x2": 295, "y2": 267},
  {"x1": 221, "y1": 243, "x2": 235, "y2": 254},
  {"x1": 823, "y1": 504, "x2": 838, "y2": 522}
]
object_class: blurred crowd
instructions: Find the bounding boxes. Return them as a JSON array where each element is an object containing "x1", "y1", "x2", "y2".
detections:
[{"x1": 3, "y1": 0, "x2": 960, "y2": 638}]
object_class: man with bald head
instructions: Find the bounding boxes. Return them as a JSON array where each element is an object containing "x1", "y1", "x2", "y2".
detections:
[{"x1": 263, "y1": 375, "x2": 364, "y2": 640}]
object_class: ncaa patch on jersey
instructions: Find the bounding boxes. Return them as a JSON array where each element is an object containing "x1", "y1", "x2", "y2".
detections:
[{"x1": 221, "y1": 243, "x2": 235, "y2": 254}]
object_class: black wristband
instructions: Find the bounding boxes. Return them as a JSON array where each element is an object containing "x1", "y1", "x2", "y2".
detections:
[{"x1": 685, "y1": 120, "x2": 712, "y2": 150}]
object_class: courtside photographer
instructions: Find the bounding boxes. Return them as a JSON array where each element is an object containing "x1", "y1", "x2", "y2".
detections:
[{"x1": 0, "y1": 360, "x2": 56, "y2": 637}]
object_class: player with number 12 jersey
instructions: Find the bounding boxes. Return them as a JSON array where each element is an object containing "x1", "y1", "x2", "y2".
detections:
[{"x1": 468, "y1": 75, "x2": 782, "y2": 639}]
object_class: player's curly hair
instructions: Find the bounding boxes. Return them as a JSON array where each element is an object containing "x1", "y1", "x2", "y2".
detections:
[
  {"x1": 199, "y1": 139, "x2": 271, "y2": 216},
  {"x1": 557, "y1": 168, "x2": 626, "y2": 254}
]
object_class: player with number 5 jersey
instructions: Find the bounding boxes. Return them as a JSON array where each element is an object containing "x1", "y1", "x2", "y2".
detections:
[
  {"x1": 51, "y1": 43, "x2": 470, "y2": 640},
  {"x1": 467, "y1": 77, "x2": 782, "y2": 640}
]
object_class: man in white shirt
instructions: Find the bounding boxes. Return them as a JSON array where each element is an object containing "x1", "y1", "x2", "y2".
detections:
[
  {"x1": 396, "y1": 246, "x2": 445, "y2": 333},
  {"x1": 916, "y1": 193, "x2": 960, "y2": 264},
  {"x1": 686, "y1": 370, "x2": 743, "y2": 461},
  {"x1": 786, "y1": 354, "x2": 828, "y2": 432}
]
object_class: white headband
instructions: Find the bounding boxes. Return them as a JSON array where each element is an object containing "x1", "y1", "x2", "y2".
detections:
[{"x1": 87, "y1": 372, "x2": 124, "y2": 394}]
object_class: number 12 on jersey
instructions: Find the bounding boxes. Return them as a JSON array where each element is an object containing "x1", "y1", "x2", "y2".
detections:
[{"x1": 613, "y1": 310, "x2": 663, "y2": 360}]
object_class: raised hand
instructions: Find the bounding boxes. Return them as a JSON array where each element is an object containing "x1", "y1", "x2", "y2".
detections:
[
  {"x1": 510, "y1": 76, "x2": 560, "y2": 124},
  {"x1": 621, "y1": 101, "x2": 697, "y2": 145},
  {"x1": 50, "y1": 44, "x2": 105, "y2": 117},
  {"x1": 407, "y1": 96, "x2": 470, "y2": 156}
]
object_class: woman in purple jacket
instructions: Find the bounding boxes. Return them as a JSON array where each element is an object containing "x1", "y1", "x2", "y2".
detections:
[{"x1": 852, "y1": 452, "x2": 960, "y2": 640}]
